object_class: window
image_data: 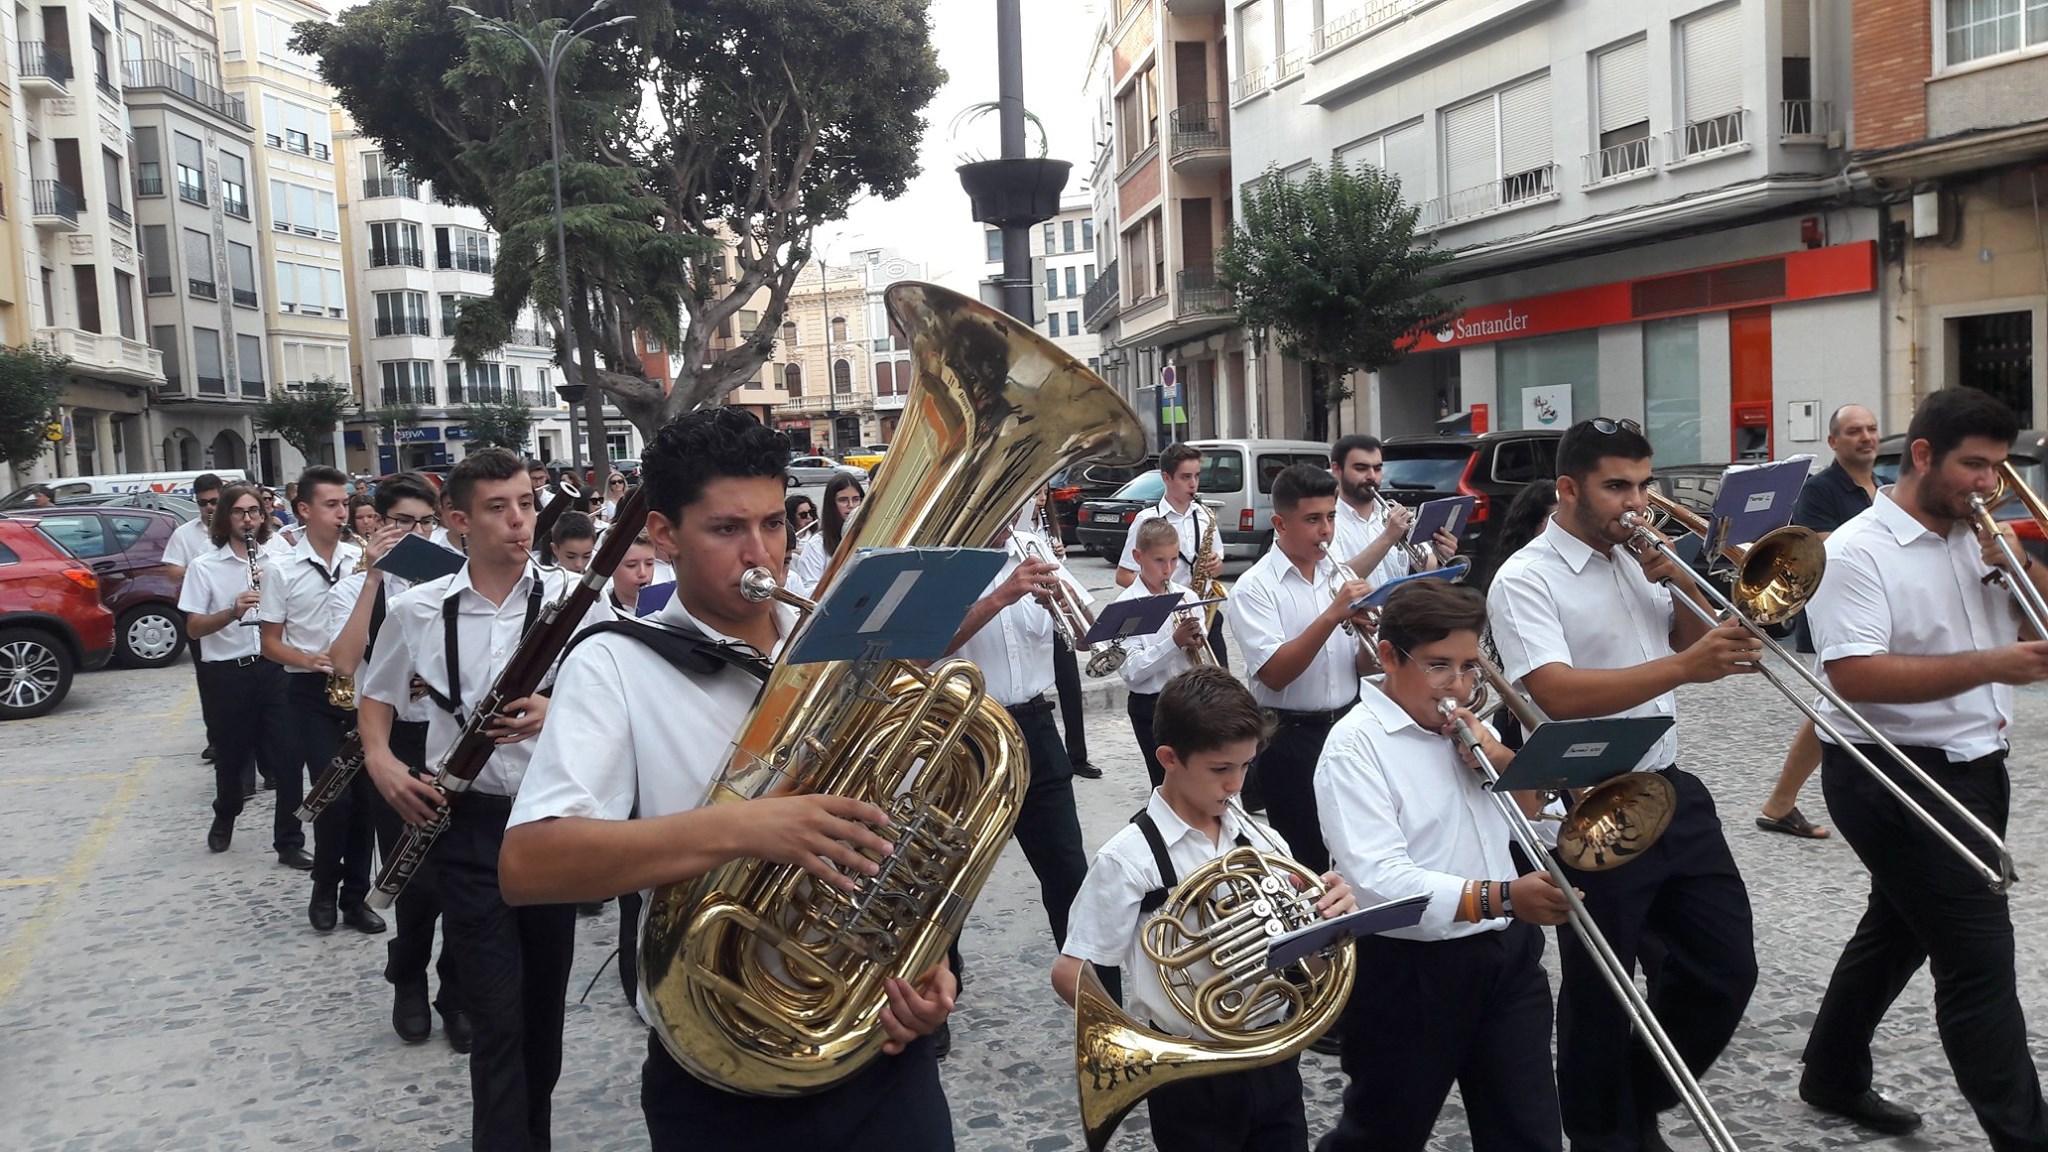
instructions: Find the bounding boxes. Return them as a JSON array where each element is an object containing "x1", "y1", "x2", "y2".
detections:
[
  {"x1": 1783, "y1": 0, "x2": 1814, "y2": 110},
  {"x1": 369, "y1": 222, "x2": 423, "y2": 267},
  {"x1": 1643, "y1": 317, "x2": 1702, "y2": 463},
  {"x1": 783, "y1": 363, "x2": 804, "y2": 396},
  {"x1": 1679, "y1": 5, "x2": 1745, "y2": 153},
  {"x1": 1043, "y1": 222, "x2": 1057, "y2": 253},
  {"x1": 1115, "y1": 63, "x2": 1160, "y2": 162},
  {"x1": 73, "y1": 266, "x2": 101, "y2": 333},
  {"x1": 380, "y1": 360, "x2": 435, "y2": 405},
  {"x1": 1123, "y1": 211, "x2": 1164, "y2": 301},
  {"x1": 237, "y1": 333, "x2": 264, "y2": 397},
  {"x1": 228, "y1": 243, "x2": 257, "y2": 308},
  {"x1": 1237, "y1": 0, "x2": 1272, "y2": 88},
  {"x1": 1944, "y1": 0, "x2": 2048, "y2": 65},
  {"x1": 1066, "y1": 310, "x2": 1079, "y2": 336},
  {"x1": 261, "y1": 93, "x2": 331, "y2": 157},
  {"x1": 1440, "y1": 75, "x2": 1554, "y2": 215},
  {"x1": 113, "y1": 271, "x2": 135, "y2": 339},
  {"x1": 1337, "y1": 121, "x2": 1427, "y2": 199},
  {"x1": 220, "y1": 152, "x2": 248, "y2": 218},
  {"x1": 436, "y1": 226, "x2": 493, "y2": 273},
  {"x1": 1062, "y1": 219, "x2": 1076, "y2": 252},
  {"x1": 985, "y1": 230, "x2": 1003, "y2": 263},
  {"x1": 219, "y1": 6, "x2": 241, "y2": 56},
  {"x1": 324, "y1": 269, "x2": 344, "y2": 318},
  {"x1": 1498, "y1": 331, "x2": 1599, "y2": 431},
  {"x1": 1082, "y1": 219, "x2": 1094, "y2": 249},
  {"x1": 782, "y1": 320, "x2": 799, "y2": 348},
  {"x1": 193, "y1": 327, "x2": 224, "y2": 395},
  {"x1": 183, "y1": 229, "x2": 215, "y2": 299},
  {"x1": 154, "y1": 325, "x2": 181, "y2": 391},
  {"x1": 101, "y1": 149, "x2": 123, "y2": 216},
  {"x1": 830, "y1": 316, "x2": 847, "y2": 344},
  {"x1": 1593, "y1": 39, "x2": 1652, "y2": 178},
  {"x1": 833, "y1": 359, "x2": 852, "y2": 393},
  {"x1": 90, "y1": 22, "x2": 109, "y2": 87},
  {"x1": 142, "y1": 226, "x2": 172, "y2": 295},
  {"x1": 133, "y1": 128, "x2": 163, "y2": 196},
  {"x1": 175, "y1": 132, "x2": 205, "y2": 205},
  {"x1": 447, "y1": 359, "x2": 508, "y2": 404},
  {"x1": 1954, "y1": 312, "x2": 2035, "y2": 425},
  {"x1": 1064, "y1": 266, "x2": 1078, "y2": 298},
  {"x1": 375, "y1": 291, "x2": 431, "y2": 337},
  {"x1": 1047, "y1": 314, "x2": 1060, "y2": 337},
  {"x1": 1046, "y1": 267, "x2": 1059, "y2": 300},
  {"x1": 441, "y1": 294, "x2": 463, "y2": 336}
]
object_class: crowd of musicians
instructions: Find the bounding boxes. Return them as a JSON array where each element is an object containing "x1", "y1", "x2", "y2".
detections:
[{"x1": 167, "y1": 383, "x2": 2048, "y2": 1152}]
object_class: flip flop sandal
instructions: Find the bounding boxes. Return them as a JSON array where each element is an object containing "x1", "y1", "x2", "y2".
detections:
[{"x1": 1756, "y1": 807, "x2": 1829, "y2": 838}]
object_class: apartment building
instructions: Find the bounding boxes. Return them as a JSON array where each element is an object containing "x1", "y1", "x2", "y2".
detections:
[
  {"x1": 772, "y1": 248, "x2": 924, "y2": 453},
  {"x1": 1848, "y1": 0, "x2": 2048, "y2": 426},
  {"x1": 11, "y1": 0, "x2": 166, "y2": 482},
  {"x1": 1083, "y1": 0, "x2": 1249, "y2": 446},
  {"x1": 124, "y1": 0, "x2": 272, "y2": 478},
  {"x1": 983, "y1": 196, "x2": 1106, "y2": 371},
  {"x1": 1219, "y1": 0, "x2": 1881, "y2": 463},
  {"x1": 332, "y1": 113, "x2": 565, "y2": 475}
]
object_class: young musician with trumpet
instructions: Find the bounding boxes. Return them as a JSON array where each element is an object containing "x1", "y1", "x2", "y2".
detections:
[
  {"x1": 1115, "y1": 443, "x2": 1229, "y2": 664},
  {"x1": 1055, "y1": 665, "x2": 1355, "y2": 1152},
  {"x1": 500, "y1": 410, "x2": 957, "y2": 1151},
  {"x1": 1315, "y1": 580, "x2": 1570, "y2": 1152},
  {"x1": 1329, "y1": 435, "x2": 1458, "y2": 586},
  {"x1": 1487, "y1": 418, "x2": 1761, "y2": 1152},
  {"x1": 1799, "y1": 389, "x2": 2048, "y2": 1147},
  {"x1": 1113, "y1": 518, "x2": 1209, "y2": 788}
]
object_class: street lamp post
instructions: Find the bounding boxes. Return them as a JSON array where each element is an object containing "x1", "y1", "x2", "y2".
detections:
[{"x1": 452, "y1": 0, "x2": 634, "y2": 483}]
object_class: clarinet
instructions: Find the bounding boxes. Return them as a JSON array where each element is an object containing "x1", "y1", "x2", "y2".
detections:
[
  {"x1": 365, "y1": 485, "x2": 649, "y2": 909},
  {"x1": 237, "y1": 531, "x2": 262, "y2": 627}
]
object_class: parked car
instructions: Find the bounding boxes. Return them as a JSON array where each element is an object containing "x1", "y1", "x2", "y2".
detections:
[
  {"x1": 610, "y1": 457, "x2": 643, "y2": 482},
  {"x1": 1874, "y1": 432, "x2": 2046, "y2": 559},
  {"x1": 786, "y1": 455, "x2": 869, "y2": 487},
  {"x1": 0, "y1": 517, "x2": 116, "y2": 719},
  {"x1": 843, "y1": 445, "x2": 889, "y2": 473},
  {"x1": 54, "y1": 490, "x2": 201, "y2": 522},
  {"x1": 1047, "y1": 456, "x2": 1157, "y2": 544},
  {"x1": 1075, "y1": 439, "x2": 1331, "y2": 559},
  {"x1": 1379, "y1": 430, "x2": 1564, "y2": 585},
  {"x1": 7, "y1": 506, "x2": 188, "y2": 668},
  {"x1": 1, "y1": 468, "x2": 248, "y2": 508}
]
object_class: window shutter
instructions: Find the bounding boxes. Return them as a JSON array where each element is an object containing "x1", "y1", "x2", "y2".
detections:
[
  {"x1": 1499, "y1": 74, "x2": 1553, "y2": 174},
  {"x1": 1381, "y1": 122, "x2": 1428, "y2": 200},
  {"x1": 1781, "y1": 0, "x2": 1811, "y2": 56},
  {"x1": 1596, "y1": 39, "x2": 1649, "y2": 132},
  {"x1": 1682, "y1": 5, "x2": 1744, "y2": 123},
  {"x1": 1442, "y1": 97, "x2": 1497, "y2": 194},
  {"x1": 1335, "y1": 135, "x2": 1382, "y2": 173},
  {"x1": 1280, "y1": 0, "x2": 1314, "y2": 51},
  {"x1": 1239, "y1": 0, "x2": 1272, "y2": 75}
]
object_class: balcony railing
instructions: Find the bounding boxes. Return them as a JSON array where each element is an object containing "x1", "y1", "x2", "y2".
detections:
[
  {"x1": 106, "y1": 201, "x2": 131, "y2": 227},
  {"x1": 439, "y1": 251, "x2": 494, "y2": 274},
  {"x1": 146, "y1": 275, "x2": 173, "y2": 295},
  {"x1": 137, "y1": 174, "x2": 164, "y2": 197},
  {"x1": 375, "y1": 316, "x2": 432, "y2": 337},
  {"x1": 1419, "y1": 164, "x2": 1559, "y2": 229},
  {"x1": 223, "y1": 189, "x2": 248, "y2": 219},
  {"x1": 507, "y1": 326, "x2": 548, "y2": 346},
  {"x1": 119, "y1": 60, "x2": 249, "y2": 123},
  {"x1": 1314, "y1": 0, "x2": 1422, "y2": 53},
  {"x1": 1581, "y1": 135, "x2": 1656, "y2": 187},
  {"x1": 1169, "y1": 102, "x2": 1226, "y2": 156},
  {"x1": 1780, "y1": 99, "x2": 1832, "y2": 141},
  {"x1": 1273, "y1": 48, "x2": 1306, "y2": 83},
  {"x1": 1230, "y1": 64, "x2": 1270, "y2": 103},
  {"x1": 370, "y1": 246, "x2": 425, "y2": 269},
  {"x1": 1176, "y1": 264, "x2": 1231, "y2": 315},
  {"x1": 19, "y1": 42, "x2": 71, "y2": 87},
  {"x1": 32, "y1": 180, "x2": 82, "y2": 224},
  {"x1": 381, "y1": 383, "x2": 438, "y2": 406},
  {"x1": 265, "y1": 133, "x2": 331, "y2": 161},
  {"x1": 1083, "y1": 258, "x2": 1120, "y2": 326},
  {"x1": 188, "y1": 278, "x2": 217, "y2": 301},
  {"x1": 232, "y1": 288, "x2": 258, "y2": 307},
  {"x1": 176, "y1": 176, "x2": 207, "y2": 206},
  {"x1": 196, "y1": 375, "x2": 227, "y2": 395},
  {"x1": 240, "y1": 377, "x2": 265, "y2": 398},
  {"x1": 1667, "y1": 109, "x2": 1749, "y2": 161},
  {"x1": 362, "y1": 176, "x2": 420, "y2": 199},
  {"x1": 449, "y1": 383, "x2": 512, "y2": 405}
]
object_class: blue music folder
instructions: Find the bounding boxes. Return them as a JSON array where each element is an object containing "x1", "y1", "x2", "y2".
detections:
[
  {"x1": 1354, "y1": 563, "x2": 1471, "y2": 610},
  {"x1": 1702, "y1": 458, "x2": 1812, "y2": 555},
  {"x1": 1265, "y1": 894, "x2": 1431, "y2": 970},
  {"x1": 636, "y1": 581, "x2": 676, "y2": 617},
  {"x1": 783, "y1": 547, "x2": 1009, "y2": 665},
  {"x1": 1488, "y1": 716, "x2": 1677, "y2": 793},
  {"x1": 374, "y1": 533, "x2": 467, "y2": 585},
  {"x1": 1083, "y1": 592, "x2": 1212, "y2": 646}
]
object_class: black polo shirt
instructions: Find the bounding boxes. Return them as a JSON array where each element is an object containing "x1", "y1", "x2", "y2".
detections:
[{"x1": 1794, "y1": 461, "x2": 1875, "y2": 534}]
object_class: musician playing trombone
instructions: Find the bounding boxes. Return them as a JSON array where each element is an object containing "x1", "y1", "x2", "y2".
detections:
[
  {"x1": 1315, "y1": 579, "x2": 1570, "y2": 1152},
  {"x1": 1487, "y1": 419, "x2": 1761, "y2": 1152},
  {"x1": 1799, "y1": 388, "x2": 2048, "y2": 1148},
  {"x1": 1329, "y1": 434, "x2": 1458, "y2": 586}
]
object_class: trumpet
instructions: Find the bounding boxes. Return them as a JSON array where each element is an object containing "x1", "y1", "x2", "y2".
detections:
[
  {"x1": 1968, "y1": 461, "x2": 2048, "y2": 635},
  {"x1": 1317, "y1": 541, "x2": 1368, "y2": 637},
  {"x1": 1013, "y1": 532, "x2": 1125, "y2": 677},
  {"x1": 1374, "y1": 490, "x2": 1435, "y2": 571},
  {"x1": 1624, "y1": 491, "x2": 2015, "y2": 889}
]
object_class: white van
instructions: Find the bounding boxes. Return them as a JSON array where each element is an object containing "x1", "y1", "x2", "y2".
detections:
[
  {"x1": 2, "y1": 469, "x2": 249, "y2": 508},
  {"x1": 1186, "y1": 439, "x2": 1332, "y2": 557}
]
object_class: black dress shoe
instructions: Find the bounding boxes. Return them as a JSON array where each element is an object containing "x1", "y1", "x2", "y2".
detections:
[
  {"x1": 308, "y1": 894, "x2": 338, "y2": 932},
  {"x1": 1638, "y1": 1113, "x2": 1675, "y2": 1152},
  {"x1": 1800, "y1": 1081, "x2": 1924, "y2": 1135},
  {"x1": 277, "y1": 847, "x2": 314, "y2": 870},
  {"x1": 261, "y1": 776, "x2": 276, "y2": 791},
  {"x1": 1071, "y1": 760, "x2": 1103, "y2": 780},
  {"x1": 201, "y1": 743, "x2": 217, "y2": 763},
  {"x1": 342, "y1": 903, "x2": 387, "y2": 934},
  {"x1": 207, "y1": 816, "x2": 233, "y2": 853},
  {"x1": 442, "y1": 1009, "x2": 473, "y2": 1054},
  {"x1": 392, "y1": 980, "x2": 431, "y2": 1043}
]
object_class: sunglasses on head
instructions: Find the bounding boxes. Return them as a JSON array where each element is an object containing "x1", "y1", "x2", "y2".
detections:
[{"x1": 1587, "y1": 418, "x2": 1643, "y2": 435}]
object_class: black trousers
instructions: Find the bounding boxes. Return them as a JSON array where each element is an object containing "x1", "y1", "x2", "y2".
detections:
[
  {"x1": 618, "y1": 890, "x2": 644, "y2": 1005},
  {"x1": 1052, "y1": 635, "x2": 1090, "y2": 765},
  {"x1": 1128, "y1": 690, "x2": 1164, "y2": 789},
  {"x1": 1320, "y1": 923, "x2": 1560, "y2": 1152},
  {"x1": 642, "y1": 1030, "x2": 950, "y2": 1151},
  {"x1": 1256, "y1": 713, "x2": 1343, "y2": 876},
  {"x1": 289, "y1": 674, "x2": 375, "y2": 908},
  {"x1": 1804, "y1": 743, "x2": 2048, "y2": 1151},
  {"x1": 1005, "y1": 702, "x2": 1089, "y2": 947},
  {"x1": 438, "y1": 792, "x2": 577, "y2": 1152},
  {"x1": 1555, "y1": 767, "x2": 1756, "y2": 1152},
  {"x1": 196, "y1": 657, "x2": 299, "y2": 851},
  {"x1": 369, "y1": 719, "x2": 458, "y2": 1012},
  {"x1": 1208, "y1": 611, "x2": 1229, "y2": 667},
  {"x1": 1150, "y1": 1056, "x2": 1307, "y2": 1152}
]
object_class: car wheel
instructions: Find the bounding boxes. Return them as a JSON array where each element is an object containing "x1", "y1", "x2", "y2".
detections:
[
  {"x1": 0, "y1": 626, "x2": 74, "y2": 720},
  {"x1": 787, "y1": 475, "x2": 799, "y2": 489},
  {"x1": 116, "y1": 605, "x2": 185, "y2": 669}
]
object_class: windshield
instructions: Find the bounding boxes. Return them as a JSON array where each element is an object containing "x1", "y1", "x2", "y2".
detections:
[
  {"x1": 1381, "y1": 450, "x2": 1471, "y2": 492},
  {"x1": 1111, "y1": 472, "x2": 1166, "y2": 502}
]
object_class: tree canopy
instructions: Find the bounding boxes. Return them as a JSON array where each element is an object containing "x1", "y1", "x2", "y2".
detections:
[
  {"x1": 460, "y1": 399, "x2": 535, "y2": 453},
  {"x1": 1216, "y1": 161, "x2": 1460, "y2": 434},
  {"x1": 0, "y1": 344, "x2": 68, "y2": 468},
  {"x1": 295, "y1": 0, "x2": 945, "y2": 443},
  {"x1": 255, "y1": 379, "x2": 353, "y2": 464}
]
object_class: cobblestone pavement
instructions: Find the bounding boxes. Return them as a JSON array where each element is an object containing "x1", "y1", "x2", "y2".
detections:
[{"x1": 6, "y1": 563, "x2": 2048, "y2": 1150}]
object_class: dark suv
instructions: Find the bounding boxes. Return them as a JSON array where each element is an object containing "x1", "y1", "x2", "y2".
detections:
[
  {"x1": 1047, "y1": 456, "x2": 1156, "y2": 545},
  {"x1": 1379, "y1": 430, "x2": 1563, "y2": 585}
]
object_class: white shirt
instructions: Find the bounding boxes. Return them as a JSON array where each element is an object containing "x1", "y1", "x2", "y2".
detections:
[
  {"x1": 1062, "y1": 789, "x2": 1289, "y2": 1039},
  {"x1": 1317, "y1": 681, "x2": 1516, "y2": 941},
  {"x1": 1112, "y1": 578, "x2": 1200, "y2": 695},
  {"x1": 325, "y1": 571, "x2": 430, "y2": 724},
  {"x1": 360, "y1": 564, "x2": 613, "y2": 795},
  {"x1": 1226, "y1": 545, "x2": 1360, "y2": 712},
  {"x1": 257, "y1": 533, "x2": 363, "y2": 672},
  {"x1": 1332, "y1": 497, "x2": 1413, "y2": 589},
  {"x1": 510, "y1": 595, "x2": 797, "y2": 1028},
  {"x1": 1488, "y1": 517, "x2": 1679, "y2": 772},
  {"x1": 954, "y1": 530, "x2": 1090, "y2": 707},
  {"x1": 161, "y1": 518, "x2": 211, "y2": 570},
  {"x1": 1115, "y1": 497, "x2": 1215, "y2": 586},
  {"x1": 429, "y1": 526, "x2": 465, "y2": 554},
  {"x1": 177, "y1": 543, "x2": 264, "y2": 661},
  {"x1": 786, "y1": 533, "x2": 830, "y2": 599},
  {"x1": 1807, "y1": 491, "x2": 2019, "y2": 760}
]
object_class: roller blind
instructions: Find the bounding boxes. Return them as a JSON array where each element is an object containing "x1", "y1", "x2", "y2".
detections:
[
  {"x1": 1682, "y1": 5, "x2": 1744, "y2": 122},
  {"x1": 1596, "y1": 39, "x2": 1649, "y2": 132},
  {"x1": 1239, "y1": 0, "x2": 1272, "y2": 75},
  {"x1": 1442, "y1": 97, "x2": 1497, "y2": 194},
  {"x1": 1382, "y1": 122, "x2": 1427, "y2": 198},
  {"x1": 1499, "y1": 74, "x2": 1553, "y2": 174}
]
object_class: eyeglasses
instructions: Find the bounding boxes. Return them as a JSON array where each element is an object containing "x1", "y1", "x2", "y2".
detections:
[
  {"x1": 227, "y1": 505, "x2": 265, "y2": 519},
  {"x1": 387, "y1": 513, "x2": 438, "y2": 530},
  {"x1": 1588, "y1": 418, "x2": 1643, "y2": 435},
  {"x1": 1395, "y1": 647, "x2": 1484, "y2": 690}
]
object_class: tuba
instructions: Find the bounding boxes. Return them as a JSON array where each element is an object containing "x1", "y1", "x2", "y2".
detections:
[
  {"x1": 640, "y1": 281, "x2": 1145, "y2": 1096},
  {"x1": 1075, "y1": 808, "x2": 1356, "y2": 1151}
]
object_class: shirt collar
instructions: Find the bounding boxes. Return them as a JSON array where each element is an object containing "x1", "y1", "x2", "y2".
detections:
[
  {"x1": 1336, "y1": 498, "x2": 1371, "y2": 526},
  {"x1": 1356, "y1": 676, "x2": 1431, "y2": 735},
  {"x1": 1156, "y1": 497, "x2": 1197, "y2": 521},
  {"x1": 1267, "y1": 545, "x2": 1332, "y2": 587},
  {"x1": 655, "y1": 593, "x2": 798, "y2": 661},
  {"x1": 445, "y1": 561, "x2": 539, "y2": 611},
  {"x1": 1143, "y1": 787, "x2": 1250, "y2": 850},
  {"x1": 1540, "y1": 514, "x2": 1601, "y2": 574},
  {"x1": 1871, "y1": 489, "x2": 1941, "y2": 546}
]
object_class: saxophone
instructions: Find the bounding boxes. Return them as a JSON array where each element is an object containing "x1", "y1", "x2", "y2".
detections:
[
  {"x1": 640, "y1": 281, "x2": 1145, "y2": 1096},
  {"x1": 325, "y1": 527, "x2": 373, "y2": 710},
  {"x1": 1193, "y1": 505, "x2": 1226, "y2": 635}
]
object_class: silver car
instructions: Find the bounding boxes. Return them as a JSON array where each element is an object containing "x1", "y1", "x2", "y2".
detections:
[{"x1": 787, "y1": 455, "x2": 868, "y2": 487}]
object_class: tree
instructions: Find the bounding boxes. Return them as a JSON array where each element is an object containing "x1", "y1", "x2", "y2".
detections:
[
  {"x1": 460, "y1": 399, "x2": 534, "y2": 453},
  {"x1": 1216, "y1": 161, "x2": 1460, "y2": 437},
  {"x1": 255, "y1": 378, "x2": 353, "y2": 464},
  {"x1": 0, "y1": 344, "x2": 68, "y2": 469},
  {"x1": 295, "y1": 0, "x2": 945, "y2": 443}
]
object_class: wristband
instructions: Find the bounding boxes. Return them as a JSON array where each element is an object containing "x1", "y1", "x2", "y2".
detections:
[
  {"x1": 1459, "y1": 881, "x2": 1478, "y2": 923},
  {"x1": 1498, "y1": 879, "x2": 1515, "y2": 919},
  {"x1": 1478, "y1": 880, "x2": 1492, "y2": 920}
]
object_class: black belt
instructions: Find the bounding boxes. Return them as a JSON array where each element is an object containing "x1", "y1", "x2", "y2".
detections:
[
  {"x1": 450, "y1": 789, "x2": 515, "y2": 813},
  {"x1": 1006, "y1": 695, "x2": 1054, "y2": 717},
  {"x1": 204, "y1": 653, "x2": 263, "y2": 668},
  {"x1": 1272, "y1": 702, "x2": 1354, "y2": 727},
  {"x1": 1129, "y1": 690, "x2": 1159, "y2": 702}
]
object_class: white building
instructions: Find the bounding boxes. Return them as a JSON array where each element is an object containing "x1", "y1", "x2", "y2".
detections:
[
  {"x1": 984, "y1": 197, "x2": 1106, "y2": 373},
  {"x1": 1225, "y1": 0, "x2": 1879, "y2": 461},
  {"x1": 772, "y1": 247, "x2": 926, "y2": 452}
]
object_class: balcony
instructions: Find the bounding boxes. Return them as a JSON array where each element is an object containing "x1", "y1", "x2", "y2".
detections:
[
  {"x1": 106, "y1": 201, "x2": 131, "y2": 227},
  {"x1": 380, "y1": 383, "x2": 438, "y2": 406},
  {"x1": 1419, "y1": 164, "x2": 1560, "y2": 229},
  {"x1": 1273, "y1": 48, "x2": 1306, "y2": 85},
  {"x1": 370, "y1": 246, "x2": 426, "y2": 269},
  {"x1": 362, "y1": 176, "x2": 420, "y2": 200},
  {"x1": 1175, "y1": 264, "x2": 1231, "y2": 316},
  {"x1": 265, "y1": 133, "x2": 332, "y2": 162},
  {"x1": 1581, "y1": 136, "x2": 1657, "y2": 189},
  {"x1": 188, "y1": 278, "x2": 217, "y2": 301},
  {"x1": 240, "y1": 377, "x2": 265, "y2": 399},
  {"x1": 31, "y1": 180, "x2": 82, "y2": 231},
  {"x1": 18, "y1": 42, "x2": 71, "y2": 95},
  {"x1": 232, "y1": 288, "x2": 257, "y2": 308},
  {"x1": 1083, "y1": 258, "x2": 1121, "y2": 329},
  {"x1": 146, "y1": 275, "x2": 173, "y2": 295},
  {"x1": 137, "y1": 174, "x2": 164, "y2": 197},
  {"x1": 1162, "y1": 0, "x2": 1224, "y2": 14},
  {"x1": 507, "y1": 326, "x2": 548, "y2": 346},
  {"x1": 374, "y1": 316, "x2": 433, "y2": 337},
  {"x1": 176, "y1": 176, "x2": 207, "y2": 207},
  {"x1": 1168, "y1": 102, "x2": 1230, "y2": 174},
  {"x1": 1313, "y1": 0, "x2": 1427, "y2": 54},
  {"x1": 1666, "y1": 109, "x2": 1751, "y2": 165},
  {"x1": 439, "y1": 251, "x2": 494, "y2": 275},
  {"x1": 1230, "y1": 64, "x2": 1270, "y2": 104},
  {"x1": 196, "y1": 375, "x2": 227, "y2": 396},
  {"x1": 223, "y1": 189, "x2": 248, "y2": 219},
  {"x1": 122, "y1": 59, "x2": 248, "y2": 124},
  {"x1": 1781, "y1": 99, "x2": 1832, "y2": 144},
  {"x1": 35, "y1": 327, "x2": 164, "y2": 387}
]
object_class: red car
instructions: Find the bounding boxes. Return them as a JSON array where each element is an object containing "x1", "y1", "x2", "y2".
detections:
[
  {"x1": 7, "y1": 507, "x2": 186, "y2": 668},
  {"x1": 0, "y1": 517, "x2": 116, "y2": 719}
]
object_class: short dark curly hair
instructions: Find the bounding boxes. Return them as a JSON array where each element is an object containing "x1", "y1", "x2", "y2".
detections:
[{"x1": 641, "y1": 408, "x2": 790, "y2": 524}]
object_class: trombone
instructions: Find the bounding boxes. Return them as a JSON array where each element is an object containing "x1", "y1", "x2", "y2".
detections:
[
  {"x1": 1967, "y1": 461, "x2": 2048, "y2": 636},
  {"x1": 1012, "y1": 532, "x2": 1126, "y2": 676},
  {"x1": 1624, "y1": 491, "x2": 2015, "y2": 890}
]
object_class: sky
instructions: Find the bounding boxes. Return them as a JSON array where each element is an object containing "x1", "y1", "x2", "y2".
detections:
[{"x1": 827, "y1": 0, "x2": 1099, "y2": 291}]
